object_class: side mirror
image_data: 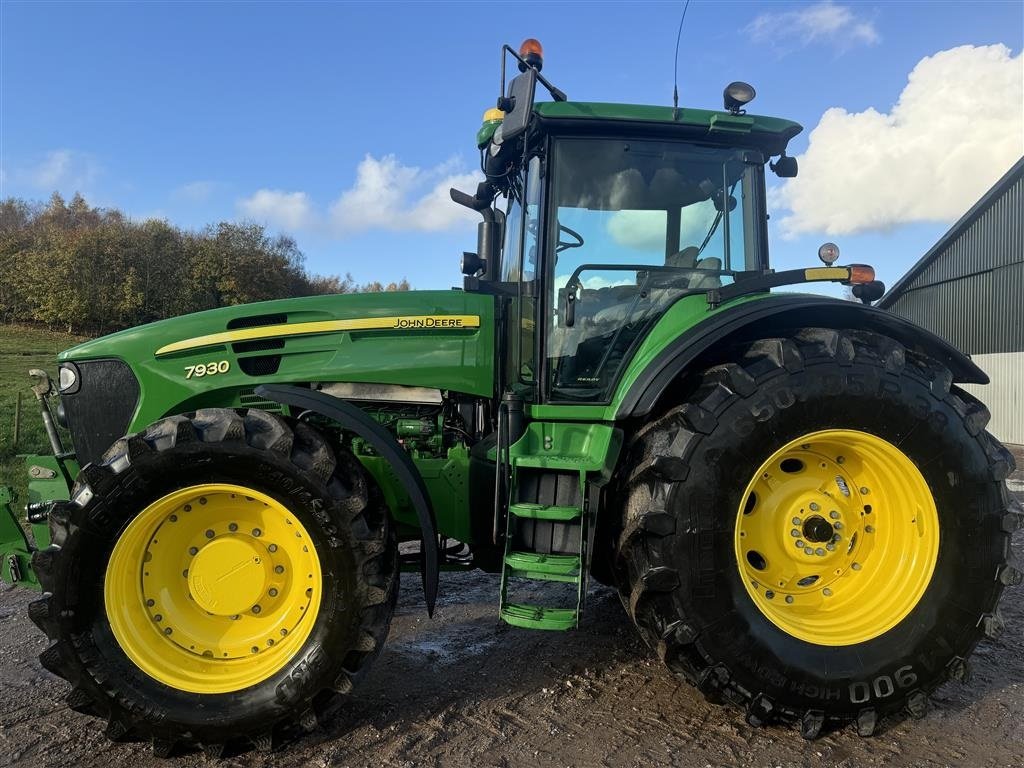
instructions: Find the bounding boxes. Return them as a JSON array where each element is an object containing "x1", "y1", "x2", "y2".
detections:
[
  {"x1": 497, "y1": 68, "x2": 538, "y2": 143},
  {"x1": 770, "y1": 154, "x2": 798, "y2": 178},
  {"x1": 476, "y1": 219, "x2": 502, "y2": 280}
]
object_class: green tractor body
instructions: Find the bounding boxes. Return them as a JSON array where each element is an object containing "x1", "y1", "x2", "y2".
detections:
[{"x1": 2, "y1": 40, "x2": 1018, "y2": 756}]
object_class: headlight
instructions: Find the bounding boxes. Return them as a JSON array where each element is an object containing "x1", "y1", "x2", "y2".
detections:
[{"x1": 58, "y1": 362, "x2": 80, "y2": 394}]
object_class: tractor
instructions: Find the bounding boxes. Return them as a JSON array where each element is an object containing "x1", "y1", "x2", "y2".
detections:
[{"x1": 1, "y1": 39, "x2": 1019, "y2": 756}]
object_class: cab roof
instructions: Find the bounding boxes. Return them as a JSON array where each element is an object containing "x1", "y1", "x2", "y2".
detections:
[{"x1": 533, "y1": 101, "x2": 802, "y2": 156}]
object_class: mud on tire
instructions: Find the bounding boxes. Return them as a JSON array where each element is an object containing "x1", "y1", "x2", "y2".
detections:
[
  {"x1": 29, "y1": 408, "x2": 398, "y2": 757},
  {"x1": 615, "y1": 328, "x2": 1021, "y2": 737}
]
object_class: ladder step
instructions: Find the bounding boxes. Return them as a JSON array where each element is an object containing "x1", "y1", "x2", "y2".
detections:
[
  {"x1": 500, "y1": 603, "x2": 578, "y2": 631},
  {"x1": 512, "y1": 455, "x2": 589, "y2": 470},
  {"x1": 508, "y1": 502, "x2": 582, "y2": 521},
  {"x1": 504, "y1": 551, "x2": 581, "y2": 582}
]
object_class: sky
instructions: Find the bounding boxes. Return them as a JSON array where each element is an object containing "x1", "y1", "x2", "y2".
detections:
[{"x1": 1, "y1": 0, "x2": 1022, "y2": 294}]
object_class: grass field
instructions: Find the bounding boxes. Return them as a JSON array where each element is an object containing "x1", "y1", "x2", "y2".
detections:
[{"x1": 0, "y1": 324, "x2": 88, "y2": 512}]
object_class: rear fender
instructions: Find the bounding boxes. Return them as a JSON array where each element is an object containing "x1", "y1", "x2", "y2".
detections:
[{"x1": 615, "y1": 295, "x2": 988, "y2": 420}]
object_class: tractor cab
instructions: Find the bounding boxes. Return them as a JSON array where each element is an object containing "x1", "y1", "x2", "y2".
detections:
[{"x1": 454, "y1": 39, "x2": 882, "y2": 406}]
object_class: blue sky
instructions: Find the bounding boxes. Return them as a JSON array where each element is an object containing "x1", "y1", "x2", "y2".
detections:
[{"x1": 2, "y1": 1, "x2": 1021, "y2": 293}]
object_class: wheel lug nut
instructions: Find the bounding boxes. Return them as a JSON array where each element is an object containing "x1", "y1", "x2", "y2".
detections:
[
  {"x1": 188, "y1": 546, "x2": 198, "y2": 556},
  {"x1": 792, "y1": 517, "x2": 802, "y2": 526},
  {"x1": 229, "y1": 523, "x2": 238, "y2": 532},
  {"x1": 252, "y1": 605, "x2": 262, "y2": 614},
  {"x1": 785, "y1": 595, "x2": 794, "y2": 604},
  {"x1": 804, "y1": 547, "x2": 813, "y2": 555},
  {"x1": 205, "y1": 529, "x2": 215, "y2": 539},
  {"x1": 826, "y1": 543, "x2": 835, "y2": 551},
  {"x1": 836, "y1": 456, "x2": 845, "y2": 464},
  {"x1": 790, "y1": 529, "x2": 800, "y2": 537},
  {"x1": 795, "y1": 540, "x2": 805, "y2": 548},
  {"x1": 829, "y1": 511, "x2": 840, "y2": 520},
  {"x1": 274, "y1": 565, "x2": 284, "y2": 574},
  {"x1": 823, "y1": 588, "x2": 833, "y2": 596},
  {"x1": 268, "y1": 544, "x2": 278, "y2": 553},
  {"x1": 865, "y1": 525, "x2": 875, "y2": 533},
  {"x1": 834, "y1": 522, "x2": 843, "y2": 530},
  {"x1": 860, "y1": 487, "x2": 869, "y2": 495},
  {"x1": 809, "y1": 502, "x2": 820, "y2": 511},
  {"x1": 815, "y1": 548, "x2": 825, "y2": 556},
  {"x1": 146, "y1": 599, "x2": 155, "y2": 607},
  {"x1": 852, "y1": 562, "x2": 862, "y2": 570},
  {"x1": 268, "y1": 588, "x2": 279, "y2": 597},
  {"x1": 153, "y1": 614, "x2": 163, "y2": 622},
  {"x1": 765, "y1": 590, "x2": 775, "y2": 599},
  {"x1": 252, "y1": 528, "x2": 262, "y2": 537}
]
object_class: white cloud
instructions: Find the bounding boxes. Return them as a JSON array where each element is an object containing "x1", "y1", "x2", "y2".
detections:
[
  {"x1": 172, "y1": 180, "x2": 218, "y2": 203},
  {"x1": 16, "y1": 149, "x2": 101, "y2": 192},
  {"x1": 607, "y1": 203, "x2": 720, "y2": 252},
  {"x1": 776, "y1": 44, "x2": 1024, "y2": 238},
  {"x1": 237, "y1": 189, "x2": 315, "y2": 230},
  {"x1": 235, "y1": 155, "x2": 481, "y2": 236},
  {"x1": 747, "y1": 1, "x2": 879, "y2": 50},
  {"x1": 329, "y1": 154, "x2": 480, "y2": 233}
]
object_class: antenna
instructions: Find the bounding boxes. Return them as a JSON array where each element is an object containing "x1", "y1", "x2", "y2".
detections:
[{"x1": 672, "y1": 0, "x2": 692, "y2": 120}]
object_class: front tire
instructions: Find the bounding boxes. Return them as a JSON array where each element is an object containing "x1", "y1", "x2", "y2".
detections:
[
  {"x1": 30, "y1": 408, "x2": 397, "y2": 756},
  {"x1": 616, "y1": 328, "x2": 1020, "y2": 737}
]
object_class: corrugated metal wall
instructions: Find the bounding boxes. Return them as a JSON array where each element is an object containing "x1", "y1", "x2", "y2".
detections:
[
  {"x1": 882, "y1": 160, "x2": 1023, "y2": 444},
  {"x1": 960, "y1": 354, "x2": 1023, "y2": 446}
]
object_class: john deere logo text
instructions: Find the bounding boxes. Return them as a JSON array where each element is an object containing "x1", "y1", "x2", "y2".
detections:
[{"x1": 393, "y1": 317, "x2": 467, "y2": 329}]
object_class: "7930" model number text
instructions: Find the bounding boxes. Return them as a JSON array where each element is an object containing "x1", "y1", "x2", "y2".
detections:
[{"x1": 185, "y1": 360, "x2": 230, "y2": 379}]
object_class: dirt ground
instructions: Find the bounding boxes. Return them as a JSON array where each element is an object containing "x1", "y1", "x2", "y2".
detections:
[{"x1": 2, "y1": 471, "x2": 1022, "y2": 768}]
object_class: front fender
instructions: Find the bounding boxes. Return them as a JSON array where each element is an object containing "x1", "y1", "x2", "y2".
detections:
[
  {"x1": 255, "y1": 384, "x2": 439, "y2": 616},
  {"x1": 615, "y1": 295, "x2": 988, "y2": 420}
]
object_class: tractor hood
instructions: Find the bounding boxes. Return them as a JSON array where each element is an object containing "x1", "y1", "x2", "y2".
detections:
[{"x1": 56, "y1": 290, "x2": 495, "y2": 463}]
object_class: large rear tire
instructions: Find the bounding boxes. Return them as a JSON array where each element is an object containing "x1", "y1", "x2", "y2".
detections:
[
  {"x1": 30, "y1": 408, "x2": 397, "y2": 756},
  {"x1": 616, "y1": 328, "x2": 1020, "y2": 737}
]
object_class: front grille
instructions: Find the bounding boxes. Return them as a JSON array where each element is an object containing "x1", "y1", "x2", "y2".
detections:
[
  {"x1": 238, "y1": 355, "x2": 282, "y2": 376},
  {"x1": 238, "y1": 388, "x2": 283, "y2": 412},
  {"x1": 226, "y1": 313, "x2": 287, "y2": 330},
  {"x1": 232, "y1": 338, "x2": 285, "y2": 353},
  {"x1": 61, "y1": 359, "x2": 141, "y2": 465}
]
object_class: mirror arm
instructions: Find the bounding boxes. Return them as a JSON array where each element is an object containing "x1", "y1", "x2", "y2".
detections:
[{"x1": 500, "y1": 44, "x2": 567, "y2": 102}]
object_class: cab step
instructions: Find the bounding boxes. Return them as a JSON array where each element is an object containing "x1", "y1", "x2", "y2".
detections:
[
  {"x1": 508, "y1": 502, "x2": 582, "y2": 521},
  {"x1": 504, "y1": 551, "x2": 581, "y2": 582},
  {"x1": 499, "y1": 603, "x2": 579, "y2": 631}
]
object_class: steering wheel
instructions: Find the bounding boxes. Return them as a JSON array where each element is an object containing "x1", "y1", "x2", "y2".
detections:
[
  {"x1": 556, "y1": 223, "x2": 584, "y2": 253},
  {"x1": 525, "y1": 220, "x2": 585, "y2": 253}
]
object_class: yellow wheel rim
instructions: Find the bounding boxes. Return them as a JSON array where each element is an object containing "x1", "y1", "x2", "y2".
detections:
[
  {"x1": 735, "y1": 430, "x2": 939, "y2": 646},
  {"x1": 104, "y1": 484, "x2": 323, "y2": 693}
]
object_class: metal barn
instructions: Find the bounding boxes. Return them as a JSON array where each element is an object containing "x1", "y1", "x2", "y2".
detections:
[{"x1": 878, "y1": 157, "x2": 1023, "y2": 446}]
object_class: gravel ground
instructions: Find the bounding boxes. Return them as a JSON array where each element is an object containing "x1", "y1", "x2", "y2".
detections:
[{"x1": 2, "y1": 469, "x2": 1021, "y2": 768}]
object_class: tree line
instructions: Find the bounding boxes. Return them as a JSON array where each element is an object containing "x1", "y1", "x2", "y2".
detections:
[{"x1": 0, "y1": 193, "x2": 410, "y2": 334}]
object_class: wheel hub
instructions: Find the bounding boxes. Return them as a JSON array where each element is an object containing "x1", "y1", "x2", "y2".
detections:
[
  {"x1": 801, "y1": 516, "x2": 834, "y2": 544},
  {"x1": 734, "y1": 429, "x2": 939, "y2": 646},
  {"x1": 188, "y1": 537, "x2": 269, "y2": 616}
]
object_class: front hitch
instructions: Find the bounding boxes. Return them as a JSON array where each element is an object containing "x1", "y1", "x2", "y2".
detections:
[{"x1": 0, "y1": 486, "x2": 38, "y2": 588}]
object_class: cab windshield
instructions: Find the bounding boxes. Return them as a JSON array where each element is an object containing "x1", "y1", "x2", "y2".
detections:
[{"x1": 546, "y1": 138, "x2": 764, "y2": 401}]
